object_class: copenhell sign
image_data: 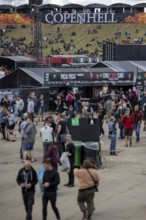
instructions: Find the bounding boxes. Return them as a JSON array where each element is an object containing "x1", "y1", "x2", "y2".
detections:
[
  {"x1": 43, "y1": 12, "x2": 117, "y2": 24},
  {"x1": 42, "y1": 12, "x2": 144, "y2": 24},
  {"x1": 0, "y1": 12, "x2": 146, "y2": 24}
]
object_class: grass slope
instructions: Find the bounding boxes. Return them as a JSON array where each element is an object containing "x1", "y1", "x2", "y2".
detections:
[{"x1": 0, "y1": 23, "x2": 146, "y2": 56}]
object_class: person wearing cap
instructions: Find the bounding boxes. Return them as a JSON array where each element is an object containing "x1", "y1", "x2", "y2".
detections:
[{"x1": 122, "y1": 110, "x2": 134, "y2": 147}]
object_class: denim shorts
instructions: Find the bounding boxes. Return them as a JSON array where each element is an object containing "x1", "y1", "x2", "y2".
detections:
[
  {"x1": 24, "y1": 142, "x2": 34, "y2": 151},
  {"x1": 39, "y1": 107, "x2": 44, "y2": 114}
]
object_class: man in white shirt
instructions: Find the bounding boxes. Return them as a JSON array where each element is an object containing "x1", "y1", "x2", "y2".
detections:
[
  {"x1": 40, "y1": 121, "x2": 54, "y2": 159},
  {"x1": 27, "y1": 97, "x2": 34, "y2": 121}
]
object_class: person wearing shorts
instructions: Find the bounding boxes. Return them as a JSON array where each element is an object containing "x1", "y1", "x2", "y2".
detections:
[
  {"x1": 6, "y1": 111, "x2": 16, "y2": 142},
  {"x1": 122, "y1": 111, "x2": 134, "y2": 147},
  {"x1": 23, "y1": 118, "x2": 37, "y2": 162}
]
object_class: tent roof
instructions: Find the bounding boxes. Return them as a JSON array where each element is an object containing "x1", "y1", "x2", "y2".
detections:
[
  {"x1": 0, "y1": 56, "x2": 37, "y2": 63},
  {"x1": 109, "y1": 3, "x2": 131, "y2": 8},
  {"x1": 0, "y1": 4, "x2": 14, "y2": 9},
  {"x1": 16, "y1": 4, "x2": 33, "y2": 9},
  {"x1": 133, "y1": 3, "x2": 146, "y2": 8},
  {"x1": 40, "y1": 4, "x2": 61, "y2": 9},
  {"x1": 61, "y1": 4, "x2": 83, "y2": 9},
  {"x1": 85, "y1": 3, "x2": 107, "y2": 8},
  {"x1": 91, "y1": 60, "x2": 146, "y2": 74}
]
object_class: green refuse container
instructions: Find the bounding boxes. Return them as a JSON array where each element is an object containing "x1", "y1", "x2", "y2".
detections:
[{"x1": 73, "y1": 141, "x2": 82, "y2": 167}]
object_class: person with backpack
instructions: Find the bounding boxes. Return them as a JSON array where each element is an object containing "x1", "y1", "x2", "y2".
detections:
[{"x1": 66, "y1": 91, "x2": 73, "y2": 107}]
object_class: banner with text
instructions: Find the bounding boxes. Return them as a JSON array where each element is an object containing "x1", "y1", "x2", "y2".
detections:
[
  {"x1": 0, "y1": 12, "x2": 146, "y2": 24},
  {"x1": 44, "y1": 72, "x2": 134, "y2": 85}
]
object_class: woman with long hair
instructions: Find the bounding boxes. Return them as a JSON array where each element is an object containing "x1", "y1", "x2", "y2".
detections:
[{"x1": 74, "y1": 159, "x2": 100, "y2": 220}]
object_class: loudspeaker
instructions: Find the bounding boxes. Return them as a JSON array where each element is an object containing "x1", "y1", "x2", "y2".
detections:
[{"x1": 29, "y1": 0, "x2": 43, "y2": 5}]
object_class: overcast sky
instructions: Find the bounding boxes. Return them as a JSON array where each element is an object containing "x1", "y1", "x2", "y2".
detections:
[{"x1": 0, "y1": 0, "x2": 145, "y2": 6}]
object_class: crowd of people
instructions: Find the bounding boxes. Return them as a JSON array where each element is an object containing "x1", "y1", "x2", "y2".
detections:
[
  {"x1": 1, "y1": 87, "x2": 146, "y2": 220},
  {"x1": 1, "y1": 24, "x2": 146, "y2": 58}
]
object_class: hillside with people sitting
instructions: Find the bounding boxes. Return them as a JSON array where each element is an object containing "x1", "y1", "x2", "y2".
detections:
[{"x1": 0, "y1": 23, "x2": 146, "y2": 57}]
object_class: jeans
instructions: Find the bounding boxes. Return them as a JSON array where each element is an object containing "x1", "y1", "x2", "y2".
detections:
[
  {"x1": 110, "y1": 134, "x2": 117, "y2": 152},
  {"x1": 77, "y1": 188, "x2": 95, "y2": 216},
  {"x1": 135, "y1": 121, "x2": 141, "y2": 141},
  {"x1": 20, "y1": 143, "x2": 23, "y2": 160},
  {"x1": 22, "y1": 191, "x2": 35, "y2": 220},
  {"x1": 42, "y1": 192, "x2": 60, "y2": 220},
  {"x1": 43, "y1": 142, "x2": 53, "y2": 160},
  {"x1": 119, "y1": 127, "x2": 124, "y2": 139},
  {"x1": 75, "y1": 100, "x2": 81, "y2": 113},
  {"x1": 68, "y1": 161, "x2": 74, "y2": 185}
]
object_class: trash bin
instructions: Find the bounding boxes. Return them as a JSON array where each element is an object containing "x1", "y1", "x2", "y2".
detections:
[
  {"x1": 73, "y1": 141, "x2": 82, "y2": 167},
  {"x1": 81, "y1": 142, "x2": 99, "y2": 164}
]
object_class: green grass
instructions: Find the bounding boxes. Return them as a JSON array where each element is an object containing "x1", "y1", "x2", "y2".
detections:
[{"x1": 1, "y1": 23, "x2": 146, "y2": 56}]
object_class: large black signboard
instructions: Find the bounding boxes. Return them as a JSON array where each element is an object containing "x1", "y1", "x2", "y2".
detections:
[
  {"x1": 136, "y1": 73, "x2": 146, "y2": 91},
  {"x1": 44, "y1": 71, "x2": 134, "y2": 85},
  {"x1": 136, "y1": 80, "x2": 144, "y2": 91},
  {"x1": 42, "y1": 12, "x2": 137, "y2": 24},
  {"x1": 68, "y1": 118, "x2": 100, "y2": 142},
  {"x1": 1, "y1": 12, "x2": 146, "y2": 25}
]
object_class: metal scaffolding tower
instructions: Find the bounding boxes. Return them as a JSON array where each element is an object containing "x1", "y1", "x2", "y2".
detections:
[{"x1": 33, "y1": 6, "x2": 42, "y2": 59}]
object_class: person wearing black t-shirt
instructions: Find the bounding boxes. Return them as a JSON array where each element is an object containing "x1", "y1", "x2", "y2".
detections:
[
  {"x1": 64, "y1": 134, "x2": 75, "y2": 187},
  {"x1": 42, "y1": 160, "x2": 61, "y2": 220},
  {"x1": 56, "y1": 114, "x2": 69, "y2": 153}
]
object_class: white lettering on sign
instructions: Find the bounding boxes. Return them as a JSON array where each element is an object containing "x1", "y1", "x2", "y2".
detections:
[
  {"x1": 103, "y1": 73, "x2": 109, "y2": 79},
  {"x1": 61, "y1": 74, "x2": 76, "y2": 80},
  {"x1": 117, "y1": 72, "x2": 124, "y2": 78},
  {"x1": 44, "y1": 13, "x2": 117, "y2": 24}
]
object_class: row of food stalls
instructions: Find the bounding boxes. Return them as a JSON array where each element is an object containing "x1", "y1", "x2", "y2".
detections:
[{"x1": 0, "y1": 60, "x2": 146, "y2": 99}]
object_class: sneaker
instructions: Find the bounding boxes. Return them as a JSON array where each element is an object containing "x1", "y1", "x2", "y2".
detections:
[
  {"x1": 64, "y1": 183, "x2": 69, "y2": 186},
  {"x1": 68, "y1": 184, "x2": 74, "y2": 187},
  {"x1": 112, "y1": 152, "x2": 117, "y2": 156},
  {"x1": 82, "y1": 211, "x2": 86, "y2": 219},
  {"x1": 87, "y1": 214, "x2": 92, "y2": 220}
]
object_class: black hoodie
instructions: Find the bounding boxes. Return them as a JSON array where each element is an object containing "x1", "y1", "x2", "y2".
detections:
[
  {"x1": 43, "y1": 169, "x2": 60, "y2": 193},
  {"x1": 16, "y1": 166, "x2": 38, "y2": 193}
]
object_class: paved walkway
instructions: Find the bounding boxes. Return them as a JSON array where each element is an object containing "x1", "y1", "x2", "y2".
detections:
[{"x1": 0, "y1": 122, "x2": 146, "y2": 220}]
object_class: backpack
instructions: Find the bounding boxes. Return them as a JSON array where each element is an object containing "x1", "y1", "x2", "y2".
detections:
[{"x1": 67, "y1": 94, "x2": 73, "y2": 102}]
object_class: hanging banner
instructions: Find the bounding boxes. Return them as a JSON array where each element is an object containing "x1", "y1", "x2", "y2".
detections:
[
  {"x1": 1, "y1": 12, "x2": 146, "y2": 24},
  {"x1": 42, "y1": 12, "x2": 146, "y2": 24},
  {"x1": 44, "y1": 71, "x2": 134, "y2": 84}
]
